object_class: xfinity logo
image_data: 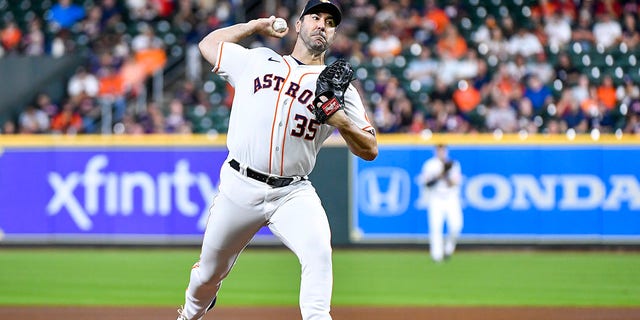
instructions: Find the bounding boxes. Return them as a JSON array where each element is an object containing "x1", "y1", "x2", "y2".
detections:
[
  {"x1": 359, "y1": 170, "x2": 640, "y2": 216},
  {"x1": 47, "y1": 155, "x2": 217, "y2": 231}
]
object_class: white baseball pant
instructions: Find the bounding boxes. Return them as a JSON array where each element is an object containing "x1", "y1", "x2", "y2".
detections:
[
  {"x1": 428, "y1": 196, "x2": 463, "y2": 262},
  {"x1": 181, "y1": 162, "x2": 333, "y2": 320}
]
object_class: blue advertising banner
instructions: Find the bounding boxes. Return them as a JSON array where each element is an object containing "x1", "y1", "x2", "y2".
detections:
[
  {"x1": 0, "y1": 146, "x2": 275, "y2": 243},
  {"x1": 352, "y1": 145, "x2": 640, "y2": 243}
]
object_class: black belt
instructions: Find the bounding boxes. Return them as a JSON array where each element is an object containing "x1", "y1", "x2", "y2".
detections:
[{"x1": 229, "y1": 159, "x2": 306, "y2": 188}]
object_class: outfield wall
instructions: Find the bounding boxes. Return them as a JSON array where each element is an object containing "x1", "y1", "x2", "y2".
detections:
[
  {"x1": 353, "y1": 134, "x2": 640, "y2": 245},
  {"x1": 0, "y1": 134, "x2": 638, "y2": 246}
]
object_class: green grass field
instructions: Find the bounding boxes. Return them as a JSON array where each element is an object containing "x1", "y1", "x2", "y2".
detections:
[{"x1": 0, "y1": 248, "x2": 638, "y2": 307}]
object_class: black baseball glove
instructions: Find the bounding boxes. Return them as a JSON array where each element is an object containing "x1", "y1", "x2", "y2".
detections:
[
  {"x1": 443, "y1": 160, "x2": 454, "y2": 173},
  {"x1": 312, "y1": 58, "x2": 354, "y2": 123}
]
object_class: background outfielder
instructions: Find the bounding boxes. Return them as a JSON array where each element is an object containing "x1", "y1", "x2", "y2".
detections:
[
  {"x1": 177, "y1": 1, "x2": 377, "y2": 319},
  {"x1": 418, "y1": 144, "x2": 463, "y2": 263}
]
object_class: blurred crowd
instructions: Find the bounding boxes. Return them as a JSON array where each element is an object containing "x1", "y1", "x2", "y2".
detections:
[{"x1": 1, "y1": 0, "x2": 640, "y2": 136}]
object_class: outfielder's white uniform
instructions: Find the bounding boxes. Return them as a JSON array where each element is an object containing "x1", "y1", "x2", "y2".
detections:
[
  {"x1": 181, "y1": 42, "x2": 374, "y2": 320},
  {"x1": 418, "y1": 156, "x2": 463, "y2": 262}
]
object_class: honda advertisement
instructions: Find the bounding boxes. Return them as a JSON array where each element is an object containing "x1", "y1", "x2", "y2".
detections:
[{"x1": 353, "y1": 145, "x2": 640, "y2": 243}]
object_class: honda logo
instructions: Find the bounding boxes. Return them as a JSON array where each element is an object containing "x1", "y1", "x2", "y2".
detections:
[{"x1": 358, "y1": 167, "x2": 410, "y2": 216}]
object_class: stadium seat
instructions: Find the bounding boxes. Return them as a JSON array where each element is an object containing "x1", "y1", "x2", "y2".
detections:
[
  {"x1": 588, "y1": 67, "x2": 602, "y2": 83},
  {"x1": 627, "y1": 66, "x2": 640, "y2": 84},
  {"x1": 588, "y1": 52, "x2": 607, "y2": 68}
]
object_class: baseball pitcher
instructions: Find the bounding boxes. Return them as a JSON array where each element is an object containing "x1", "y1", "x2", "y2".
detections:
[{"x1": 177, "y1": 1, "x2": 377, "y2": 319}]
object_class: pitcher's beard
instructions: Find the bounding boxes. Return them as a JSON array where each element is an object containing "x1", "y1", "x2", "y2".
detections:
[
  {"x1": 303, "y1": 32, "x2": 329, "y2": 54},
  {"x1": 309, "y1": 42, "x2": 328, "y2": 54}
]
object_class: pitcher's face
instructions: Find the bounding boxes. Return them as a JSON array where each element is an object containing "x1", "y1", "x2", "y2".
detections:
[{"x1": 296, "y1": 12, "x2": 337, "y2": 54}]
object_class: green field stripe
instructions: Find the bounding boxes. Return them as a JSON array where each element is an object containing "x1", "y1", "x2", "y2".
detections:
[
  {"x1": 330, "y1": 250, "x2": 640, "y2": 306},
  {"x1": 0, "y1": 249, "x2": 638, "y2": 307}
]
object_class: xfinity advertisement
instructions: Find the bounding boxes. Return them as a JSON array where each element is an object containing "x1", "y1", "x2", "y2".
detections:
[
  {"x1": 0, "y1": 147, "x2": 273, "y2": 243},
  {"x1": 353, "y1": 145, "x2": 640, "y2": 243}
]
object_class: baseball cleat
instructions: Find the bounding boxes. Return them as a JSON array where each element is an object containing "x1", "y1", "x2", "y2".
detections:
[{"x1": 176, "y1": 306, "x2": 189, "y2": 320}]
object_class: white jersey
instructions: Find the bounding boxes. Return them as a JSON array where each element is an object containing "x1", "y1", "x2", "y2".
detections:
[
  {"x1": 418, "y1": 157, "x2": 462, "y2": 200},
  {"x1": 214, "y1": 42, "x2": 374, "y2": 176}
]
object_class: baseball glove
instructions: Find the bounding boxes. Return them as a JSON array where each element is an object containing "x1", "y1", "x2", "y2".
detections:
[
  {"x1": 312, "y1": 58, "x2": 354, "y2": 123},
  {"x1": 443, "y1": 160, "x2": 454, "y2": 173}
]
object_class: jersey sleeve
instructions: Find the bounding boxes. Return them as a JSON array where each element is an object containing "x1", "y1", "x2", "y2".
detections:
[
  {"x1": 448, "y1": 161, "x2": 462, "y2": 186},
  {"x1": 212, "y1": 42, "x2": 250, "y2": 87},
  {"x1": 421, "y1": 159, "x2": 442, "y2": 185},
  {"x1": 342, "y1": 85, "x2": 375, "y2": 135}
]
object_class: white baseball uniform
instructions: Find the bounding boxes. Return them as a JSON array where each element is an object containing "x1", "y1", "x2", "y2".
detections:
[
  {"x1": 418, "y1": 156, "x2": 463, "y2": 262},
  {"x1": 180, "y1": 42, "x2": 374, "y2": 320}
]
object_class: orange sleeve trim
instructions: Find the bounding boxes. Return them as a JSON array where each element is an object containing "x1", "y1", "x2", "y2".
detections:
[{"x1": 213, "y1": 42, "x2": 225, "y2": 73}]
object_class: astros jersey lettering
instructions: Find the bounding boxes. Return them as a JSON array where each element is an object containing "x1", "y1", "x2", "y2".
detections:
[{"x1": 215, "y1": 42, "x2": 373, "y2": 176}]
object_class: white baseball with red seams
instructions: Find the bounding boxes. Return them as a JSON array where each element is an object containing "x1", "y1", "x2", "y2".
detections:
[{"x1": 179, "y1": 41, "x2": 374, "y2": 320}]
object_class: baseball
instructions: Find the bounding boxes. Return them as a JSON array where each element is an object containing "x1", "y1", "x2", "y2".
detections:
[{"x1": 272, "y1": 17, "x2": 287, "y2": 32}]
